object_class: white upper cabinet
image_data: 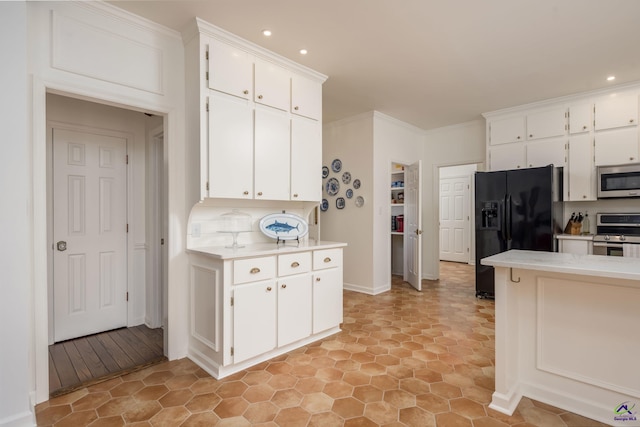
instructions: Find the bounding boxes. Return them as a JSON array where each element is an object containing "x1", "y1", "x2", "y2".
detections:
[
  {"x1": 207, "y1": 37, "x2": 252, "y2": 100},
  {"x1": 291, "y1": 116, "x2": 322, "y2": 201},
  {"x1": 568, "y1": 134, "x2": 596, "y2": 201},
  {"x1": 489, "y1": 116, "x2": 525, "y2": 145},
  {"x1": 526, "y1": 138, "x2": 567, "y2": 168},
  {"x1": 569, "y1": 103, "x2": 592, "y2": 134},
  {"x1": 489, "y1": 143, "x2": 525, "y2": 170},
  {"x1": 594, "y1": 127, "x2": 639, "y2": 166},
  {"x1": 254, "y1": 106, "x2": 291, "y2": 200},
  {"x1": 254, "y1": 58, "x2": 291, "y2": 111},
  {"x1": 594, "y1": 95, "x2": 638, "y2": 131},
  {"x1": 526, "y1": 108, "x2": 567, "y2": 140},
  {"x1": 207, "y1": 91, "x2": 253, "y2": 199},
  {"x1": 291, "y1": 74, "x2": 322, "y2": 121}
]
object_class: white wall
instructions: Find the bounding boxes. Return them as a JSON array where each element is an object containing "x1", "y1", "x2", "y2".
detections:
[
  {"x1": 322, "y1": 113, "x2": 375, "y2": 293},
  {"x1": 322, "y1": 112, "x2": 424, "y2": 294},
  {"x1": 0, "y1": 3, "x2": 34, "y2": 426},
  {"x1": 423, "y1": 120, "x2": 486, "y2": 279},
  {"x1": 372, "y1": 113, "x2": 424, "y2": 289},
  {"x1": 25, "y1": 1, "x2": 187, "y2": 415}
]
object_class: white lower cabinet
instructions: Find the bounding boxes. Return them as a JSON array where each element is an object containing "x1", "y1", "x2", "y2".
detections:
[
  {"x1": 233, "y1": 280, "x2": 277, "y2": 363},
  {"x1": 313, "y1": 268, "x2": 343, "y2": 334},
  {"x1": 188, "y1": 243, "x2": 345, "y2": 379},
  {"x1": 278, "y1": 275, "x2": 312, "y2": 346}
]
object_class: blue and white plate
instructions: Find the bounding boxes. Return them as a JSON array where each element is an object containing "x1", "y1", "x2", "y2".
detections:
[
  {"x1": 325, "y1": 177, "x2": 340, "y2": 196},
  {"x1": 346, "y1": 189, "x2": 354, "y2": 199},
  {"x1": 342, "y1": 171, "x2": 351, "y2": 184},
  {"x1": 259, "y1": 213, "x2": 309, "y2": 240},
  {"x1": 320, "y1": 199, "x2": 329, "y2": 211},
  {"x1": 322, "y1": 166, "x2": 329, "y2": 179},
  {"x1": 353, "y1": 179, "x2": 361, "y2": 189},
  {"x1": 331, "y1": 158, "x2": 342, "y2": 173},
  {"x1": 336, "y1": 197, "x2": 346, "y2": 209}
]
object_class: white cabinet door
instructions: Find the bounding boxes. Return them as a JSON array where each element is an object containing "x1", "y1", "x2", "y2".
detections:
[
  {"x1": 254, "y1": 106, "x2": 291, "y2": 200},
  {"x1": 568, "y1": 134, "x2": 596, "y2": 201},
  {"x1": 255, "y1": 58, "x2": 290, "y2": 112},
  {"x1": 208, "y1": 91, "x2": 253, "y2": 199},
  {"x1": 312, "y1": 268, "x2": 342, "y2": 334},
  {"x1": 527, "y1": 108, "x2": 567, "y2": 140},
  {"x1": 594, "y1": 127, "x2": 639, "y2": 166},
  {"x1": 569, "y1": 104, "x2": 592, "y2": 134},
  {"x1": 291, "y1": 116, "x2": 322, "y2": 201},
  {"x1": 233, "y1": 280, "x2": 277, "y2": 363},
  {"x1": 489, "y1": 143, "x2": 525, "y2": 170},
  {"x1": 207, "y1": 37, "x2": 252, "y2": 100},
  {"x1": 526, "y1": 138, "x2": 566, "y2": 168},
  {"x1": 291, "y1": 74, "x2": 322, "y2": 120},
  {"x1": 594, "y1": 95, "x2": 638, "y2": 131},
  {"x1": 278, "y1": 275, "x2": 312, "y2": 347},
  {"x1": 489, "y1": 116, "x2": 525, "y2": 145},
  {"x1": 559, "y1": 239, "x2": 592, "y2": 255}
]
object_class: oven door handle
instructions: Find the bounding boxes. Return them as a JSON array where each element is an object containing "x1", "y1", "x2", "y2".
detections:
[{"x1": 593, "y1": 242, "x2": 623, "y2": 247}]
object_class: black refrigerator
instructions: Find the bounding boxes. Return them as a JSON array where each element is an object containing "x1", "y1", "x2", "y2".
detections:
[{"x1": 474, "y1": 165, "x2": 563, "y2": 298}]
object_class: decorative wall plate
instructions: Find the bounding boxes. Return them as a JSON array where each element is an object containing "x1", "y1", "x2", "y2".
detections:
[
  {"x1": 353, "y1": 179, "x2": 361, "y2": 189},
  {"x1": 259, "y1": 213, "x2": 309, "y2": 240},
  {"x1": 331, "y1": 158, "x2": 342, "y2": 173},
  {"x1": 336, "y1": 197, "x2": 346, "y2": 209},
  {"x1": 325, "y1": 177, "x2": 340, "y2": 196},
  {"x1": 355, "y1": 196, "x2": 365, "y2": 207},
  {"x1": 320, "y1": 199, "x2": 329, "y2": 211},
  {"x1": 342, "y1": 171, "x2": 351, "y2": 184},
  {"x1": 322, "y1": 166, "x2": 329, "y2": 179},
  {"x1": 345, "y1": 189, "x2": 354, "y2": 199}
]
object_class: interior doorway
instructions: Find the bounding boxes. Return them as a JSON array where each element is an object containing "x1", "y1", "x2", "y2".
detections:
[
  {"x1": 438, "y1": 164, "x2": 478, "y2": 265},
  {"x1": 46, "y1": 94, "x2": 167, "y2": 395}
]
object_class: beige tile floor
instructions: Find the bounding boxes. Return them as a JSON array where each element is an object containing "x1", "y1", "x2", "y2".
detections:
[{"x1": 36, "y1": 262, "x2": 610, "y2": 426}]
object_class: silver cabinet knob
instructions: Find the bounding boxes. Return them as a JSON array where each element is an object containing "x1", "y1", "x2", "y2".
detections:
[
  {"x1": 243, "y1": 90, "x2": 249, "y2": 95},
  {"x1": 258, "y1": 95, "x2": 263, "y2": 100}
]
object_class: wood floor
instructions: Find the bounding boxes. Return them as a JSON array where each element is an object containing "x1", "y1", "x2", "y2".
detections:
[{"x1": 48, "y1": 325, "x2": 165, "y2": 397}]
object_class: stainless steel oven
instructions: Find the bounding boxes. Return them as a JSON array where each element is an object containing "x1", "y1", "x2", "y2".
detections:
[{"x1": 593, "y1": 213, "x2": 640, "y2": 256}]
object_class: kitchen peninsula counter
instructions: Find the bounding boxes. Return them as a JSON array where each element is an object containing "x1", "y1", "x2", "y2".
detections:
[{"x1": 482, "y1": 250, "x2": 640, "y2": 426}]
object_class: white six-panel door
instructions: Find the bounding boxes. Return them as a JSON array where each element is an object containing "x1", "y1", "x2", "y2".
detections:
[
  {"x1": 53, "y1": 128, "x2": 128, "y2": 342},
  {"x1": 439, "y1": 176, "x2": 470, "y2": 263},
  {"x1": 404, "y1": 161, "x2": 422, "y2": 291}
]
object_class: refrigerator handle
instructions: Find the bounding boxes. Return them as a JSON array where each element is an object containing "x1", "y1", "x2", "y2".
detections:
[{"x1": 505, "y1": 194, "x2": 512, "y2": 242}]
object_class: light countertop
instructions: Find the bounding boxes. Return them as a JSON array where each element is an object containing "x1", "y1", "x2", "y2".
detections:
[
  {"x1": 481, "y1": 250, "x2": 640, "y2": 281},
  {"x1": 555, "y1": 234, "x2": 594, "y2": 241},
  {"x1": 187, "y1": 240, "x2": 347, "y2": 260}
]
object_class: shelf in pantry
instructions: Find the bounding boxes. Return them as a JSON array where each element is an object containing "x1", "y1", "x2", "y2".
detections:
[
  {"x1": 391, "y1": 231, "x2": 403, "y2": 236},
  {"x1": 391, "y1": 203, "x2": 404, "y2": 207}
]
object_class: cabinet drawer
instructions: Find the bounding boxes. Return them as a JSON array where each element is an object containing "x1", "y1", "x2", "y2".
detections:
[
  {"x1": 313, "y1": 248, "x2": 342, "y2": 270},
  {"x1": 234, "y1": 256, "x2": 276, "y2": 284},
  {"x1": 278, "y1": 252, "x2": 312, "y2": 276}
]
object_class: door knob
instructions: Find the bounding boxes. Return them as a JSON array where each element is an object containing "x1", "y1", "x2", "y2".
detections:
[
  {"x1": 415, "y1": 230, "x2": 423, "y2": 235},
  {"x1": 57, "y1": 241, "x2": 67, "y2": 252}
]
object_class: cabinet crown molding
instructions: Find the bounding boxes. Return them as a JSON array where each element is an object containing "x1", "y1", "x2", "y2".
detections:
[{"x1": 182, "y1": 17, "x2": 327, "y2": 84}]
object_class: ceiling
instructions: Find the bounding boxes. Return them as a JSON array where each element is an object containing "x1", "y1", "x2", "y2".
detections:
[{"x1": 110, "y1": 0, "x2": 640, "y2": 131}]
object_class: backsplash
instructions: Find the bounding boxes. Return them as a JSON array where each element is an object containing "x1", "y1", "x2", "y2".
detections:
[
  {"x1": 187, "y1": 199, "x2": 319, "y2": 249},
  {"x1": 563, "y1": 199, "x2": 640, "y2": 235}
]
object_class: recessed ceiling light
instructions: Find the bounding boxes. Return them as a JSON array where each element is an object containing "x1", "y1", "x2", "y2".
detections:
[
  {"x1": 607, "y1": 75, "x2": 616, "y2": 81},
  {"x1": 262, "y1": 29, "x2": 272, "y2": 37},
  {"x1": 299, "y1": 49, "x2": 308, "y2": 55}
]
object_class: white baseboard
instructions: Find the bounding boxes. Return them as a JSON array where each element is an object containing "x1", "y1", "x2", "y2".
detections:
[
  {"x1": 0, "y1": 410, "x2": 35, "y2": 427},
  {"x1": 343, "y1": 282, "x2": 390, "y2": 295}
]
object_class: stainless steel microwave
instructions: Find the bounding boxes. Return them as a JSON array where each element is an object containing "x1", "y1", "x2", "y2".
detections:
[{"x1": 597, "y1": 164, "x2": 640, "y2": 198}]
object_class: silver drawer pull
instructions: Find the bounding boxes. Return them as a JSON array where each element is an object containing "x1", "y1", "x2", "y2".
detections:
[
  {"x1": 291, "y1": 261, "x2": 300, "y2": 268},
  {"x1": 266, "y1": 286, "x2": 272, "y2": 291},
  {"x1": 250, "y1": 267, "x2": 261, "y2": 274},
  {"x1": 324, "y1": 257, "x2": 331, "y2": 263}
]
